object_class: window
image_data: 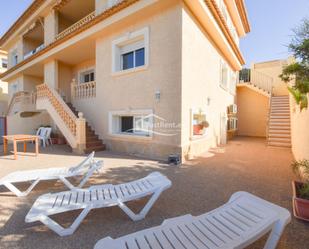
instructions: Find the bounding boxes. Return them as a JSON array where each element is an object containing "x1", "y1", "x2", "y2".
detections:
[
  {"x1": 112, "y1": 27, "x2": 149, "y2": 74},
  {"x1": 80, "y1": 69, "x2": 95, "y2": 83},
  {"x1": 11, "y1": 51, "x2": 18, "y2": 66},
  {"x1": 1, "y1": 59, "x2": 7, "y2": 68},
  {"x1": 191, "y1": 109, "x2": 208, "y2": 137},
  {"x1": 121, "y1": 48, "x2": 145, "y2": 70},
  {"x1": 229, "y1": 71, "x2": 236, "y2": 94},
  {"x1": 109, "y1": 110, "x2": 153, "y2": 137},
  {"x1": 220, "y1": 61, "x2": 229, "y2": 89},
  {"x1": 227, "y1": 117, "x2": 238, "y2": 131}
]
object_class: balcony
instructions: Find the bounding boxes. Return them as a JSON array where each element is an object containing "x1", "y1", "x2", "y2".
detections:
[
  {"x1": 238, "y1": 69, "x2": 273, "y2": 94},
  {"x1": 23, "y1": 44, "x2": 45, "y2": 60},
  {"x1": 55, "y1": 0, "x2": 96, "y2": 41}
]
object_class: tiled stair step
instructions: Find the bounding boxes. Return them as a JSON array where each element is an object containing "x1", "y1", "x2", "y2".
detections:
[
  {"x1": 270, "y1": 113, "x2": 290, "y2": 117},
  {"x1": 269, "y1": 137, "x2": 291, "y2": 142},
  {"x1": 269, "y1": 118, "x2": 290, "y2": 125},
  {"x1": 271, "y1": 104, "x2": 289, "y2": 107},
  {"x1": 271, "y1": 110, "x2": 290, "y2": 113},
  {"x1": 269, "y1": 125, "x2": 290, "y2": 130},
  {"x1": 86, "y1": 140, "x2": 104, "y2": 148},
  {"x1": 268, "y1": 129, "x2": 291, "y2": 134},
  {"x1": 84, "y1": 144, "x2": 106, "y2": 154},
  {"x1": 269, "y1": 133, "x2": 291, "y2": 138},
  {"x1": 268, "y1": 141, "x2": 291, "y2": 147},
  {"x1": 270, "y1": 115, "x2": 290, "y2": 119},
  {"x1": 86, "y1": 135, "x2": 99, "y2": 141},
  {"x1": 66, "y1": 102, "x2": 106, "y2": 153},
  {"x1": 269, "y1": 117, "x2": 290, "y2": 121}
]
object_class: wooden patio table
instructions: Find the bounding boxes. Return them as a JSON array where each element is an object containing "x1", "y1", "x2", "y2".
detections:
[{"x1": 3, "y1": 135, "x2": 39, "y2": 160}]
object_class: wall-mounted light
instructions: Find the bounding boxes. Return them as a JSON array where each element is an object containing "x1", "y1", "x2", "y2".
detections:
[
  {"x1": 207, "y1": 97, "x2": 211, "y2": 106},
  {"x1": 155, "y1": 90, "x2": 161, "y2": 102}
]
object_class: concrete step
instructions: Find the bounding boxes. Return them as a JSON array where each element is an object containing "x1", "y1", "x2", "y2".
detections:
[{"x1": 269, "y1": 125, "x2": 290, "y2": 130}]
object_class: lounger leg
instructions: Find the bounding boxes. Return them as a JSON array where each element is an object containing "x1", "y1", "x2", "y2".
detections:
[
  {"x1": 3, "y1": 179, "x2": 40, "y2": 197},
  {"x1": 118, "y1": 187, "x2": 164, "y2": 221},
  {"x1": 263, "y1": 220, "x2": 286, "y2": 249},
  {"x1": 59, "y1": 176, "x2": 76, "y2": 190},
  {"x1": 59, "y1": 166, "x2": 98, "y2": 190},
  {"x1": 38, "y1": 206, "x2": 92, "y2": 236}
]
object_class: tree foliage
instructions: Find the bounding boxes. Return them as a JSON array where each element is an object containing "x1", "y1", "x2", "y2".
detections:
[{"x1": 280, "y1": 18, "x2": 309, "y2": 109}]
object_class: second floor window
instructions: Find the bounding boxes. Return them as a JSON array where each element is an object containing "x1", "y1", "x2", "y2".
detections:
[
  {"x1": 112, "y1": 27, "x2": 149, "y2": 74},
  {"x1": 1, "y1": 58, "x2": 7, "y2": 68},
  {"x1": 122, "y1": 47, "x2": 145, "y2": 70},
  {"x1": 220, "y1": 61, "x2": 228, "y2": 90},
  {"x1": 11, "y1": 51, "x2": 18, "y2": 66},
  {"x1": 80, "y1": 69, "x2": 95, "y2": 83}
]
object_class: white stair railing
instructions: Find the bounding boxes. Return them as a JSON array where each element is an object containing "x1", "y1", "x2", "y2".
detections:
[
  {"x1": 238, "y1": 69, "x2": 273, "y2": 94},
  {"x1": 36, "y1": 83, "x2": 86, "y2": 153}
]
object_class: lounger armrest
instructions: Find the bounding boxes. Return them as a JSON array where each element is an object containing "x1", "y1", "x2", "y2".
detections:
[{"x1": 94, "y1": 237, "x2": 122, "y2": 249}]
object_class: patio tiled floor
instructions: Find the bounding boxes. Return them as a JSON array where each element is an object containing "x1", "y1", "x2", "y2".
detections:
[{"x1": 0, "y1": 136, "x2": 308, "y2": 249}]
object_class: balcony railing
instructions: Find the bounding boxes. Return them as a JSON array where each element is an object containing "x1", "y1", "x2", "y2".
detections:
[
  {"x1": 23, "y1": 44, "x2": 45, "y2": 60},
  {"x1": 55, "y1": 11, "x2": 96, "y2": 41},
  {"x1": 238, "y1": 69, "x2": 273, "y2": 94},
  {"x1": 7, "y1": 91, "x2": 37, "y2": 115},
  {"x1": 71, "y1": 79, "x2": 96, "y2": 99}
]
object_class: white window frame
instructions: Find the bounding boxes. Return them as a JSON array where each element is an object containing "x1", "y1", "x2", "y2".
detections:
[
  {"x1": 1, "y1": 58, "x2": 7, "y2": 69},
  {"x1": 108, "y1": 109, "x2": 153, "y2": 140},
  {"x1": 220, "y1": 60, "x2": 229, "y2": 91},
  {"x1": 229, "y1": 70, "x2": 237, "y2": 95},
  {"x1": 78, "y1": 67, "x2": 95, "y2": 84},
  {"x1": 112, "y1": 27, "x2": 149, "y2": 76},
  {"x1": 11, "y1": 50, "x2": 18, "y2": 66},
  {"x1": 190, "y1": 108, "x2": 209, "y2": 140}
]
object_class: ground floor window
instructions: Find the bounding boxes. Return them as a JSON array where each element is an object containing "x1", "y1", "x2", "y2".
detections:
[
  {"x1": 109, "y1": 110, "x2": 153, "y2": 137},
  {"x1": 191, "y1": 108, "x2": 209, "y2": 138}
]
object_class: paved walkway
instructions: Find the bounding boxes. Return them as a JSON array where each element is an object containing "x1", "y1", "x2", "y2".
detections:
[{"x1": 0, "y1": 137, "x2": 308, "y2": 248}]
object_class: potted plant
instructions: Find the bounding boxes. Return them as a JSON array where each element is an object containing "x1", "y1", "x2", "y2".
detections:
[{"x1": 291, "y1": 159, "x2": 309, "y2": 221}]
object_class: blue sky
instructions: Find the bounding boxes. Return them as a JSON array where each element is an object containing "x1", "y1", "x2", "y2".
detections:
[{"x1": 0, "y1": 0, "x2": 308, "y2": 67}]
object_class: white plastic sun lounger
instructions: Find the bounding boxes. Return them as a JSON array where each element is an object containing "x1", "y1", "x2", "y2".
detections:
[
  {"x1": 0, "y1": 152, "x2": 101, "y2": 197},
  {"x1": 25, "y1": 172, "x2": 172, "y2": 236},
  {"x1": 94, "y1": 192, "x2": 291, "y2": 249}
]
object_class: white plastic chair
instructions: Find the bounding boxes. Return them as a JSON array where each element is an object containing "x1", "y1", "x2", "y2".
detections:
[
  {"x1": 25, "y1": 172, "x2": 172, "y2": 236},
  {"x1": 94, "y1": 191, "x2": 291, "y2": 249},
  {"x1": 38, "y1": 127, "x2": 52, "y2": 147},
  {"x1": 0, "y1": 152, "x2": 100, "y2": 197}
]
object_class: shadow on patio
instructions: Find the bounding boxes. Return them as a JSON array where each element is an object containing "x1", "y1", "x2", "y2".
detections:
[{"x1": 0, "y1": 137, "x2": 308, "y2": 249}]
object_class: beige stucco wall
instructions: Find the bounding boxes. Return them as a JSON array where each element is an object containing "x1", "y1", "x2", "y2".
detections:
[
  {"x1": 7, "y1": 111, "x2": 51, "y2": 136},
  {"x1": 181, "y1": 5, "x2": 236, "y2": 157},
  {"x1": 72, "y1": 0, "x2": 182, "y2": 160},
  {"x1": 290, "y1": 94, "x2": 309, "y2": 160},
  {"x1": 237, "y1": 87, "x2": 269, "y2": 137},
  {"x1": 252, "y1": 58, "x2": 293, "y2": 96},
  {"x1": 44, "y1": 10, "x2": 58, "y2": 46},
  {"x1": 58, "y1": 62, "x2": 73, "y2": 102},
  {"x1": 23, "y1": 75, "x2": 43, "y2": 92}
]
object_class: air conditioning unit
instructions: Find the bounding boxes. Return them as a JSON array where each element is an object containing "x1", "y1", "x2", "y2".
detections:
[
  {"x1": 227, "y1": 117, "x2": 238, "y2": 131},
  {"x1": 228, "y1": 104, "x2": 237, "y2": 114}
]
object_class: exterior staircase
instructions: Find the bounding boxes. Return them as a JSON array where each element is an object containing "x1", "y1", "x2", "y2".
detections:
[
  {"x1": 268, "y1": 96, "x2": 291, "y2": 147},
  {"x1": 237, "y1": 69, "x2": 273, "y2": 97},
  {"x1": 67, "y1": 103, "x2": 106, "y2": 153}
]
